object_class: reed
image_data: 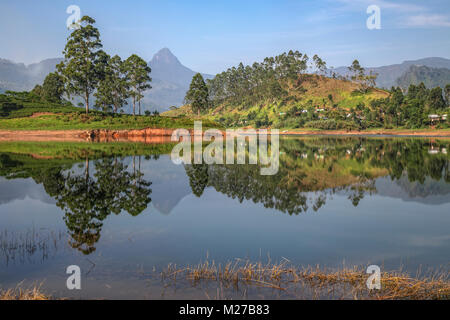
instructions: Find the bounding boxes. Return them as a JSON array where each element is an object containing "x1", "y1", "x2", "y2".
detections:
[
  {"x1": 160, "y1": 258, "x2": 450, "y2": 300},
  {"x1": 0, "y1": 283, "x2": 50, "y2": 300}
]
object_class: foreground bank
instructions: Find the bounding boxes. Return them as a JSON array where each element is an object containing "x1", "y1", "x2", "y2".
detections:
[
  {"x1": 2, "y1": 261, "x2": 449, "y2": 300},
  {"x1": 1, "y1": 127, "x2": 450, "y2": 142}
]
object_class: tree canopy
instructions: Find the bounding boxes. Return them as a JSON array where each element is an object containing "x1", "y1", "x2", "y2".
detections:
[
  {"x1": 185, "y1": 73, "x2": 209, "y2": 116},
  {"x1": 123, "y1": 54, "x2": 152, "y2": 115}
]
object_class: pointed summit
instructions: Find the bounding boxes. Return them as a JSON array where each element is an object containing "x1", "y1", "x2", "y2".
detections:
[
  {"x1": 150, "y1": 48, "x2": 181, "y2": 66},
  {"x1": 149, "y1": 48, "x2": 200, "y2": 86}
]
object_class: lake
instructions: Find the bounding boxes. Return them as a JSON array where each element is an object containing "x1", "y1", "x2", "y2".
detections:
[{"x1": 0, "y1": 136, "x2": 449, "y2": 299}]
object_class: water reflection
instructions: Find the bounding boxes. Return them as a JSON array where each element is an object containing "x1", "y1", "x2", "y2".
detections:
[
  {"x1": 184, "y1": 138, "x2": 450, "y2": 214},
  {"x1": 0, "y1": 154, "x2": 152, "y2": 255},
  {"x1": 0, "y1": 137, "x2": 449, "y2": 257}
]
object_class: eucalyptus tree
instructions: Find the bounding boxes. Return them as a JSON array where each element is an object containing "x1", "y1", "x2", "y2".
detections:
[
  {"x1": 185, "y1": 73, "x2": 209, "y2": 116},
  {"x1": 57, "y1": 16, "x2": 106, "y2": 114},
  {"x1": 42, "y1": 72, "x2": 65, "y2": 102},
  {"x1": 94, "y1": 55, "x2": 130, "y2": 113},
  {"x1": 348, "y1": 59, "x2": 377, "y2": 93},
  {"x1": 123, "y1": 54, "x2": 152, "y2": 115},
  {"x1": 445, "y1": 84, "x2": 450, "y2": 106},
  {"x1": 313, "y1": 54, "x2": 327, "y2": 75}
]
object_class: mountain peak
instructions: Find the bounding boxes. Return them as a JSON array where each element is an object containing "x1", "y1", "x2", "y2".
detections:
[{"x1": 151, "y1": 48, "x2": 181, "y2": 65}]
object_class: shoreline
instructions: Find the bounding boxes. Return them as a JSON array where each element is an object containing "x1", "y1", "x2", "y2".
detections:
[{"x1": 1, "y1": 127, "x2": 450, "y2": 142}]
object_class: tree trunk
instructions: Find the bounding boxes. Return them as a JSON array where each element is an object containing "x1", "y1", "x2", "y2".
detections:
[
  {"x1": 85, "y1": 92, "x2": 89, "y2": 115},
  {"x1": 133, "y1": 96, "x2": 136, "y2": 116},
  {"x1": 85, "y1": 157, "x2": 89, "y2": 182},
  {"x1": 139, "y1": 99, "x2": 141, "y2": 116}
]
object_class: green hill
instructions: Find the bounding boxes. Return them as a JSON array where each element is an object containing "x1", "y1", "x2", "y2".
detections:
[{"x1": 164, "y1": 74, "x2": 390, "y2": 129}]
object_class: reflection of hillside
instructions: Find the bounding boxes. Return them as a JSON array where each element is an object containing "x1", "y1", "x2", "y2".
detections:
[
  {"x1": 185, "y1": 137, "x2": 450, "y2": 214},
  {"x1": 376, "y1": 175, "x2": 450, "y2": 205},
  {"x1": 0, "y1": 137, "x2": 449, "y2": 218}
]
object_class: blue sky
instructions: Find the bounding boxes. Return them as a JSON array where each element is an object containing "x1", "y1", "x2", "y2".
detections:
[{"x1": 0, "y1": 0, "x2": 449, "y2": 74}]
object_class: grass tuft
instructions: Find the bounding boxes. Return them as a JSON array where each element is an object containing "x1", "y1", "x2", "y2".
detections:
[{"x1": 161, "y1": 259, "x2": 450, "y2": 300}]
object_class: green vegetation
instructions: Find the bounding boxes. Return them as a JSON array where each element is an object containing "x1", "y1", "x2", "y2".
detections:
[
  {"x1": 0, "y1": 90, "x2": 79, "y2": 118},
  {"x1": 0, "y1": 141, "x2": 176, "y2": 161},
  {"x1": 94, "y1": 55, "x2": 130, "y2": 113},
  {"x1": 1, "y1": 18, "x2": 449, "y2": 132},
  {"x1": 57, "y1": 16, "x2": 106, "y2": 114},
  {"x1": 56, "y1": 16, "x2": 151, "y2": 115},
  {"x1": 123, "y1": 54, "x2": 152, "y2": 116},
  {"x1": 166, "y1": 51, "x2": 449, "y2": 131},
  {"x1": 184, "y1": 73, "x2": 209, "y2": 116},
  {"x1": 0, "y1": 112, "x2": 216, "y2": 130}
]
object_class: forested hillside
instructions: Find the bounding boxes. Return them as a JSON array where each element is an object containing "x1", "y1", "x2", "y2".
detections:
[
  {"x1": 165, "y1": 51, "x2": 450, "y2": 130},
  {"x1": 396, "y1": 65, "x2": 450, "y2": 90}
]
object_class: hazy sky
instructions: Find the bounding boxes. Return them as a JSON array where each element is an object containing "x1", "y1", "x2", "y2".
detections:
[{"x1": 0, "y1": 0, "x2": 449, "y2": 74}]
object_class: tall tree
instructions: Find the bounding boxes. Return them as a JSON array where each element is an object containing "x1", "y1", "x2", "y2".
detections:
[
  {"x1": 123, "y1": 54, "x2": 152, "y2": 116},
  {"x1": 57, "y1": 16, "x2": 106, "y2": 114},
  {"x1": 445, "y1": 84, "x2": 450, "y2": 106},
  {"x1": 313, "y1": 54, "x2": 327, "y2": 75},
  {"x1": 348, "y1": 59, "x2": 365, "y2": 82},
  {"x1": 94, "y1": 55, "x2": 129, "y2": 113},
  {"x1": 348, "y1": 59, "x2": 377, "y2": 92},
  {"x1": 427, "y1": 87, "x2": 446, "y2": 110},
  {"x1": 42, "y1": 72, "x2": 65, "y2": 102},
  {"x1": 185, "y1": 73, "x2": 209, "y2": 116}
]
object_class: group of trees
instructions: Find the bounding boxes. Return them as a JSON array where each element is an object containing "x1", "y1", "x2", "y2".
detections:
[
  {"x1": 207, "y1": 51, "x2": 313, "y2": 107},
  {"x1": 31, "y1": 16, "x2": 152, "y2": 115},
  {"x1": 347, "y1": 59, "x2": 377, "y2": 93},
  {"x1": 185, "y1": 51, "x2": 327, "y2": 115},
  {"x1": 31, "y1": 72, "x2": 65, "y2": 103},
  {"x1": 365, "y1": 83, "x2": 449, "y2": 129}
]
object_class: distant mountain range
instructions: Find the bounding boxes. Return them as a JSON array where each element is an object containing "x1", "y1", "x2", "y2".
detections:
[
  {"x1": 0, "y1": 58, "x2": 63, "y2": 92},
  {"x1": 332, "y1": 57, "x2": 450, "y2": 89},
  {"x1": 0, "y1": 48, "x2": 212, "y2": 113},
  {"x1": 1, "y1": 53, "x2": 449, "y2": 112},
  {"x1": 396, "y1": 65, "x2": 450, "y2": 90}
]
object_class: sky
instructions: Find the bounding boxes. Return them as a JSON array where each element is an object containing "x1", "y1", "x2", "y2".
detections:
[{"x1": 0, "y1": 0, "x2": 449, "y2": 74}]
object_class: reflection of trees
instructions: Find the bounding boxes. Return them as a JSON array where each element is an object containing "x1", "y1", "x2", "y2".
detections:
[
  {"x1": 53, "y1": 156, "x2": 152, "y2": 254},
  {"x1": 184, "y1": 138, "x2": 449, "y2": 215},
  {"x1": 0, "y1": 154, "x2": 152, "y2": 255},
  {"x1": 185, "y1": 164, "x2": 209, "y2": 197}
]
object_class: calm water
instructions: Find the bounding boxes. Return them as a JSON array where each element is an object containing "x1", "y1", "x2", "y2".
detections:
[{"x1": 0, "y1": 136, "x2": 449, "y2": 299}]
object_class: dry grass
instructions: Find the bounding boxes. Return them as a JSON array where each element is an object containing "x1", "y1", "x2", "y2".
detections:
[
  {"x1": 0, "y1": 283, "x2": 51, "y2": 300},
  {"x1": 161, "y1": 259, "x2": 450, "y2": 300}
]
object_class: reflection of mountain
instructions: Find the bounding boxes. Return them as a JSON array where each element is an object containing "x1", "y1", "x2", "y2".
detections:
[
  {"x1": 0, "y1": 177, "x2": 55, "y2": 205},
  {"x1": 376, "y1": 175, "x2": 450, "y2": 205},
  {"x1": 131, "y1": 155, "x2": 192, "y2": 215},
  {"x1": 0, "y1": 137, "x2": 449, "y2": 218}
]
